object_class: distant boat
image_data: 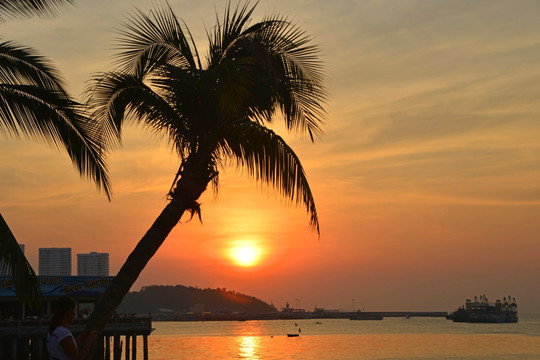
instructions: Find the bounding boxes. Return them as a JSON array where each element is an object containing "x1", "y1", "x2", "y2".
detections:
[
  {"x1": 448, "y1": 295, "x2": 518, "y2": 323},
  {"x1": 349, "y1": 312, "x2": 383, "y2": 320},
  {"x1": 288, "y1": 324, "x2": 301, "y2": 336}
]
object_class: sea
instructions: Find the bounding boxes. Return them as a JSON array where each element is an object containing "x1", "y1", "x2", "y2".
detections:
[{"x1": 137, "y1": 315, "x2": 540, "y2": 359}]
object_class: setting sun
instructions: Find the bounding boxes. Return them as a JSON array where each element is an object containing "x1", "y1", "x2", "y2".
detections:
[{"x1": 229, "y1": 243, "x2": 261, "y2": 267}]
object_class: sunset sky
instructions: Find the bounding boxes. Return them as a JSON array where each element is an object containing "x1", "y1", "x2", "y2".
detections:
[{"x1": 1, "y1": 0, "x2": 539, "y2": 314}]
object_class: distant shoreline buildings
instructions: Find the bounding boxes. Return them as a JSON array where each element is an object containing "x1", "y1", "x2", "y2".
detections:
[
  {"x1": 77, "y1": 252, "x2": 109, "y2": 277},
  {"x1": 39, "y1": 247, "x2": 71, "y2": 276},
  {"x1": 37, "y1": 247, "x2": 109, "y2": 276}
]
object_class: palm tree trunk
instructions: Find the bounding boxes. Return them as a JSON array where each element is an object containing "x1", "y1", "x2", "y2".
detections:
[
  {"x1": 84, "y1": 198, "x2": 185, "y2": 334},
  {"x1": 83, "y1": 162, "x2": 213, "y2": 347}
]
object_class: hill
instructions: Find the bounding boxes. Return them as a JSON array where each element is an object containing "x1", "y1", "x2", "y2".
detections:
[{"x1": 117, "y1": 285, "x2": 276, "y2": 316}]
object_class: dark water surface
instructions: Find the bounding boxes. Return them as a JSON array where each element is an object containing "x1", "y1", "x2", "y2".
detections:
[{"x1": 141, "y1": 315, "x2": 540, "y2": 359}]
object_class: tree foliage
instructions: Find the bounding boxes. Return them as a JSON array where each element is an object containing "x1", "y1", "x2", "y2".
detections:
[{"x1": 88, "y1": 1, "x2": 326, "y2": 230}]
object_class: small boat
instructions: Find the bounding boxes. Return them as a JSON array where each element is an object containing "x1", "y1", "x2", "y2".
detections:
[{"x1": 287, "y1": 333, "x2": 299, "y2": 337}]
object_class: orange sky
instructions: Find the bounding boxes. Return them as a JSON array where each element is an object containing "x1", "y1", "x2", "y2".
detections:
[{"x1": 1, "y1": 0, "x2": 539, "y2": 313}]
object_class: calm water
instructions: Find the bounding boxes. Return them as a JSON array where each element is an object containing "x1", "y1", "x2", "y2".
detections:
[{"x1": 139, "y1": 315, "x2": 540, "y2": 359}]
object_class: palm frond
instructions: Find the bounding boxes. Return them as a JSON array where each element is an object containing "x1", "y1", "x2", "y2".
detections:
[
  {"x1": 86, "y1": 71, "x2": 191, "y2": 156},
  {"x1": 115, "y1": 3, "x2": 199, "y2": 74},
  {"x1": 208, "y1": 0, "x2": 257, "y2": 65},
  {"x1": 0, "y1": 83, "x2": 112, "y2": 199},
  {"x1": 0, "y1": 213, "x2": 41, "y2": 306},
  {"x1": 253, "y1": 18, "x2": 326, "y2": 139},
  {"x1": 0, "y1": 41, "x2": 66, "y2": 94},
  {"x1": 215, "y1": 14, "x2": 327, "y2": 140},
  {"x1": 0, "y1": 0, "x2": 73, "y2": 22},
  {"x1": 220, "y1": 118, "x2": 319, "y2": 234},
  {"x1": 0, "y1": 40, "x2": 112, "y2": 198}
]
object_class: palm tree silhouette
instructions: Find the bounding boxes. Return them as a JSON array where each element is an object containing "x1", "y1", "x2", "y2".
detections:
[
  {"x1": 84, "y1": 1, "x2": 326, "y2": 336},
  {"x1": 0, "y1": 0, "x2": 111, "y2": 304}
]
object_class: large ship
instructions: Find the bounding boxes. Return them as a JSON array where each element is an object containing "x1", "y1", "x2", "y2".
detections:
[{"x1": 447, "y1": 295, "x2": 518, "y2": 323}]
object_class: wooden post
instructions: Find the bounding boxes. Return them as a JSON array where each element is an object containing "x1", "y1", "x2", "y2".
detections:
[
  {"x1": 9, "y1": 338, "x2": 17, "y2": 360},
  {"x1": 105, "y1": 335, "x2": 111, "y2": 360},
  {"x1": 97, "y1": 334, "x2": 105, "y2": 360},
  {"x1": 143, "y1": 335, "x2": 148, "y2": 360},
  {"x1": 21, "y1": 339, "x2": 30, "y2": 359},
  {"x1": 31, "y1": 337, "x2": 43, "y2": 359},
  {"x1": 125, "y1": 335, "x2": 130, "y2": 360},
  {"x1": 132, "y1": 334, "x2": 137, "y2": 360},
  {"x1": 42, "y1": 336, "x2": 48, "y2": 360},
  {"x1": 114, "y1": 336, "x2": 121, "y2": 360}
]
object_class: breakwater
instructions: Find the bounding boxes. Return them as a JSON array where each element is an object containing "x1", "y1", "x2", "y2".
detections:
[{"x1": 153, "y1": 311, "x2": 448, "y2": 321}]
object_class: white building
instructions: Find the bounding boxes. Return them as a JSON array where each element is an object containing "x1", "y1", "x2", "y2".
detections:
[
  {"x1": 0, "y1": 244, "x2": 25, "y2": 276},
  {"x1": 39, "y1": 247, "x2": 71, "y2": 276},
  {"x1": 77, "y1": 252, "x2": 109, "y2": 276}
]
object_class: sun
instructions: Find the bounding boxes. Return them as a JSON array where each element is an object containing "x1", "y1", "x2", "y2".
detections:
[{"x1": 229, "y1": 243, "x2": 261, "y2": 267}]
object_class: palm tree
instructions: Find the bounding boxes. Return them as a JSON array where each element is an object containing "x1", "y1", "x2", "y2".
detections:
[
  {"x1": 0, "y1": 0, "x2": 111, "y2": 305},
  {"x1": 84, "y1": 1, "x2": 326, "y2": 338}
]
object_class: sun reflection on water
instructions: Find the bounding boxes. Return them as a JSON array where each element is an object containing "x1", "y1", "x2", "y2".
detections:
[{"x1": 237, "y1": 336, "x2": 261, "y2": 359}]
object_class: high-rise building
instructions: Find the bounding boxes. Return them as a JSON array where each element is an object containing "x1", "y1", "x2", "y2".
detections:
[
  {"x1": 77, "y1": 252, "x2": 109, "y2": 276},
  {"x1": 0, "y1": 244, "x2": 25, "y2": 276},
  {"x1": 39, "y1": 247, "x2": 71, "y2": 276}
]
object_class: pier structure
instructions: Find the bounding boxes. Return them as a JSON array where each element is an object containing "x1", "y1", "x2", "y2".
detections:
[
  {"x1": 0, "y1": 275, "x2": 152, "y2": 359},
  {"x1": 0, "y1": 315, "x2": 152, "y2": 360}
]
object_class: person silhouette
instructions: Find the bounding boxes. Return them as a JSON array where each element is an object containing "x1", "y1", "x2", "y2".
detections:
[{"x1": 47, "y1": 296, "x2": 98, "y2": 360}]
